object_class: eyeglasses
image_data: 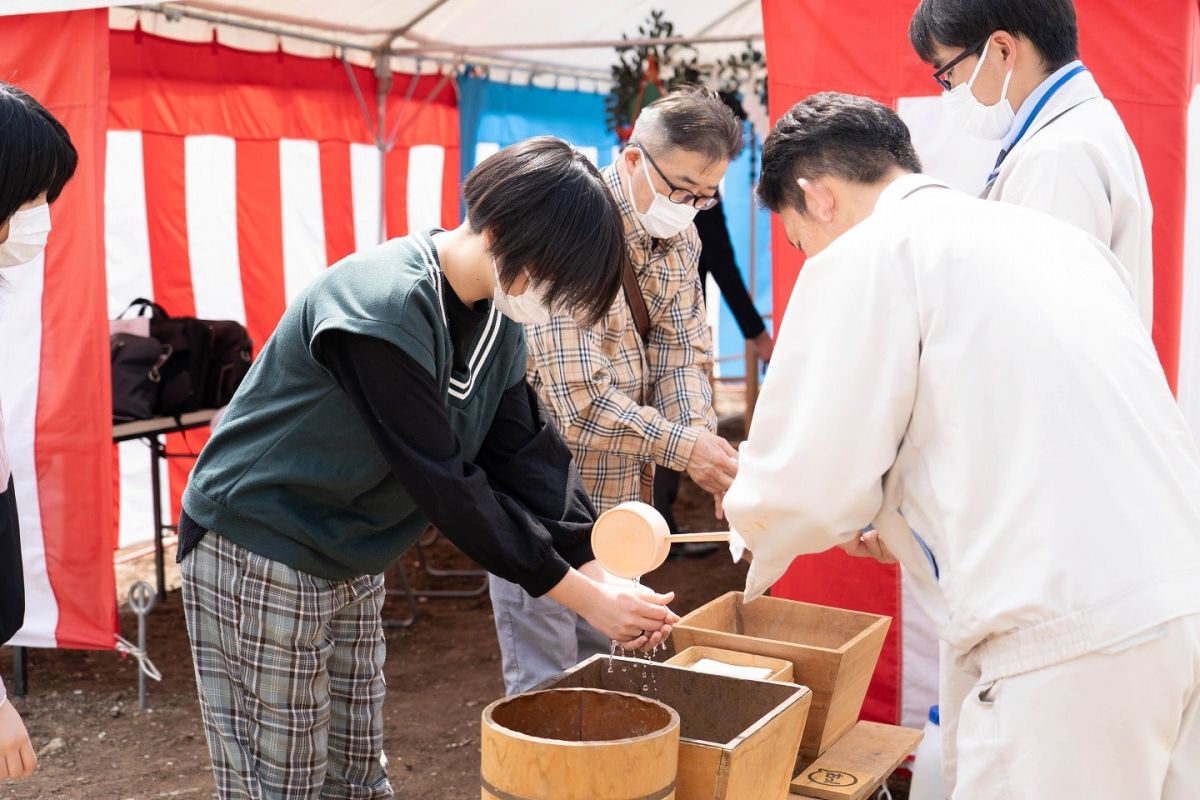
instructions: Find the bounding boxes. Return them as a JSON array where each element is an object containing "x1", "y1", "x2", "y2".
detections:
[
  {"x1": 932, "y1": 35, "x2": 990, "y2": 91},
  {"x1": 633, "y1": 144, "x2": 719, "y2": 210}
]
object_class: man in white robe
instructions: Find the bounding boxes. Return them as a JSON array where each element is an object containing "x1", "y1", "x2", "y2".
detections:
[{"x1": 724, "y1": 91, "x2": 1200, "y2": 799}]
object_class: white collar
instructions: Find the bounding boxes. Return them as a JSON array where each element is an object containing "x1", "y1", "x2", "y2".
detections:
[{"x1": 873, "y1": 173, "x2": 951, "y2": 214}]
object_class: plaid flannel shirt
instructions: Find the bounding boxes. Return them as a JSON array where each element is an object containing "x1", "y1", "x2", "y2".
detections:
[{"x1": 526, "y1": 163, "x2": 717, "y2": 511}]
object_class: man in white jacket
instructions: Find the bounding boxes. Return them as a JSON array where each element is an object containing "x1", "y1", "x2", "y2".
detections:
[
  {"x1": 910, "y1": 0, "x2": 1153, "y2": 330},
  {"x1": 724, "y1": 92, "x2": 1200, "y2": 799}
]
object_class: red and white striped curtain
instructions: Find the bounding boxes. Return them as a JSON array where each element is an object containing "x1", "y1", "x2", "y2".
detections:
[
  {"x1": 0, "y1": 10, "x2": 114, "y2": 650},
  {"x1": 1, "y1": 17, "x2": 461, "y2": 651},
  {"x1": 106, "y1": 29, "x2": 461, "y2": 553}
]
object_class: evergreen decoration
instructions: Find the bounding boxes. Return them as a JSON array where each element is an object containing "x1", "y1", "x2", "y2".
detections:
[{"x1": 606, "y1": 11, "x2": 767, "y2": 140}]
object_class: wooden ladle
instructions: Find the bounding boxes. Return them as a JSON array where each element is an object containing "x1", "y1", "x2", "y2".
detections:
[{"x1": 591, "y1": 501, "x2": 731, "y2": 579}]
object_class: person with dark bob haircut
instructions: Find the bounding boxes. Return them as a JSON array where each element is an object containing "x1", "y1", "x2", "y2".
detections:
[
  {"x1": 489, "y1": 87, "x2": 745, "y2": 696},
  {"x1": 910, "y1": 0, "x2": 1153, "y2": 329},
  {"x1": 176, "y1": 136, "x2": 680, "y2": 799},
  {"x1": 728, "y1": 92, "x2": 1200, "y2": 800},
  {"x1": 0, "y1": 80, "x2": 78, "y2": 783}
]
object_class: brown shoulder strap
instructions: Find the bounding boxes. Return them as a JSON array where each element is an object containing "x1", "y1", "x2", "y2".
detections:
[{"x1": 621, "y1": 256, "x2": 651, "y2": 345}]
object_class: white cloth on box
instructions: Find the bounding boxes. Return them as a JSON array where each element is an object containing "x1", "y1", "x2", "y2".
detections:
[
  {"x1": 688, "y1": 658, "x2": 773, "y2": 681},
  {"x1": 724, "y1": 173, "x2": 1200, "y2": 666}
]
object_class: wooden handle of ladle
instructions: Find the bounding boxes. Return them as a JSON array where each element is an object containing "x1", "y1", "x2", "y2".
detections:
[{"x1": 667, "y1": 531, "x2": 731, "y2": 544}]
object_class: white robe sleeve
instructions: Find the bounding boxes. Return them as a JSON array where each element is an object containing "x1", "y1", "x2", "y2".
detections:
[{"x1": 723, "y1": 239, "x2": 920, "y2": 598}]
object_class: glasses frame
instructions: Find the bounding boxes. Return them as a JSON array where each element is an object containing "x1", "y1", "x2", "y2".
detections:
[
  {"x1": 932, "y1": 35, "x2": 991, "y2": 91},
  {"x1": 632, "y1": 144, "x2": 720, "y2": 211}
]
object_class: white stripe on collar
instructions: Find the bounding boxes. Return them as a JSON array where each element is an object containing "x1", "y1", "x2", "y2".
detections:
[
  {"x1": 415, "y1": 231, "x2": 503, "y2": 400},
  {"x1": 873, "y1": 173, "x2": 951, "y2": 214}
]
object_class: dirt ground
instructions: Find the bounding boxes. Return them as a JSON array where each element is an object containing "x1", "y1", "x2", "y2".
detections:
[{"x1": 0, "y1": 402, "x2": 909, "y2": 800}]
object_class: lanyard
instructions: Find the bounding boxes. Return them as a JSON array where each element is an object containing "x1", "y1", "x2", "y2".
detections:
[{"x1": 987, "y1": 64, "x2": 1089, "y2": 184}]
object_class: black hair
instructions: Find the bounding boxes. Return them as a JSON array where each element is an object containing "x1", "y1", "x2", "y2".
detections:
[
  {"x1": 758, "y1": 93, "x2": 922, "y2": 215},
  {"x1": 638, "y1": 86, "x2": 745, "y2": 163},
  {"x1": 909, "y1": 0, "x2": 1079, "y2": 71},
  {"x1": 462, "y1": 136, "x2": 624, "y2": 326},
  {"x1": 0, "y1": 82, "x2": 78, "y2": 227}
]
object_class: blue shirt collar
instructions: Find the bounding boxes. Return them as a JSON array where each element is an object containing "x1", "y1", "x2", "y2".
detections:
[{"x1": 1001, "y1": 59, "x2": 1084, "y2": 152}]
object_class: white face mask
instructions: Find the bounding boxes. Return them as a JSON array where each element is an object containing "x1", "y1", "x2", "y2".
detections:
[
  {"x1": 625, "y1": 151, "x2": 699, "y2": 239},
  {"x1": 492, "y1": 258, "x2": 552, "y2": 325},
  {"x1": 0, "y1": 203, "x2": 52, "y2": 268},
  {"x1": 940, "y1": 38, "x2": 1015, "y2": 140}
]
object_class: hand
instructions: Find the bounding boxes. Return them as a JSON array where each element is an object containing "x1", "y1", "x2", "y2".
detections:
[
  {"x1": 685, "y1": 431, "x2": 739, "y2": 495},
  {"x1": 752, "y1": 331, "x2": 774, "y2": 364},
  {"x1": 576, "y1": 562, "x2": 680, "y2": 651},
  {"x1": 0, "y1": 700, "x2": 37, "y2": 780},
  {"x1": 714, "y1": 493, "x2": 725, "y2": 520},
  {"x1": 839, "y1": 530, "x2": 896, "y2": 564},
  {"x1": 550, "y1": 567, "x2": 679, "y2": 650}
]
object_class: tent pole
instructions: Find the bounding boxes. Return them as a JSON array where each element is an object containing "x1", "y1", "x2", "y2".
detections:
[
  {"x1": 745, "y1": 128, "x2": 759, "y2": 430},
  {"x1": 375, "y1": 49, "x2": 393, "y2": 246},
  {"x1": 136, "y1": 3, "x2": 376, "y2": 55},
  {"x1": 136, "y1": 4, "x2": 609, "y2": 83},
  {"x1": 392, "y1": 32, "x2": 763, "y2": 55},
  {"x1": 384, "y1": 67, "x2": 456, "y2": 152}
]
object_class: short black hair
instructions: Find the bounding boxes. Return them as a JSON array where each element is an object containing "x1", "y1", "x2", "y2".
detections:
[
  {"x1": 463, "y1": 136, "x2": 624, "y2": 326},
  {"x1": 636, "y1": 86, "x2": 744, "y2": 163},
  {"x1": 909, "y1": 0, "x2": 1079, "y2": 71},
  {"x1": 0, "y1": 82, "x2": 78, "y2": 227},
  {"x1": 758, "y1": 93, "x2": 922, "y2": 215}
]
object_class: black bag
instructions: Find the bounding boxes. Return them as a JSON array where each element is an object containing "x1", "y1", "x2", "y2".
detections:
[
  {"x1": 203, "y1": 320, "x2": 253, "y2": 408},
  {"x1": 122, "y1": 299, "x2": 211, "y2": 416},
  {"x1": 111, "y1": 332, "x2": 172, "y2": 422},
  {"x1": 119, "y1": 299, "x2": 252, "y2": 415}
]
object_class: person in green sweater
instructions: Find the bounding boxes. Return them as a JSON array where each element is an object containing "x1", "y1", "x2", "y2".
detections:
[{"x1": 177, "y1": 136, "x2": 680, "y2": 800}]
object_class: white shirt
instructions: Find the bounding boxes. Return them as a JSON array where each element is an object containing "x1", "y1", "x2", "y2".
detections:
[
  {"x1": 725, "y1": 175, "x2": 1200, "y2": 668},
  {"x1": 998, "y1": 60, "x2": 1083, "y2": 155},
  {"x1": 987, "y1": 69, "x2": 1154, "y2": 331}
]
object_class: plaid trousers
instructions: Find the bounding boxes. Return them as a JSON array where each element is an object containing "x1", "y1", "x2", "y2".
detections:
[{"x1": 181, "y1": 532, "x2": 392, "y2": 800}]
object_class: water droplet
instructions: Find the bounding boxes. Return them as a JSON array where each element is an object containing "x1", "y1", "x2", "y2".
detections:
[{"x1": 642, "y1": 684, "x2": 649, "y2": 693}]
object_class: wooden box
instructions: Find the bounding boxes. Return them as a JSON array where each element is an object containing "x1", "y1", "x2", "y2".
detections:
[
  {"x1": 672, "y1": 592, "x2": 890, "y2": 758},
  {"x1": 541, "y1": 654, "x2": 812, "y2": 800},
  {"x1": 667, "y1": 646, "x2": 794, "y2": 682}
]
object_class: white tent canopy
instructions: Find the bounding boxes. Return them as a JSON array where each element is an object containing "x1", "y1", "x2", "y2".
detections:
[{"x1": 1, "y1": 1, "x2": 763, "y2": 89}]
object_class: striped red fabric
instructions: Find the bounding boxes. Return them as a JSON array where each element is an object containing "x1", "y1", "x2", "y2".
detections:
[
  {"x1": 141, "y1": 133, "x2": 196, "y2": 319},
  {"x1": 319, "y1": 142, "x2": 358, "y2": 267},
  {"x1": 386, "y1": 148, "x2": 412, "y2": 237},
  {"x1": 0, "y1": 9, "x2": 116, "y2": 650},
  {"x1": 105, "y1": 30, "x2": 461, "y2": 560},
  {"x1": 235, "y1": 139, "x2": 287, "y2": 356},
  {"x1": 0, "y1": 20, "x2": 461, "y2": 652}
]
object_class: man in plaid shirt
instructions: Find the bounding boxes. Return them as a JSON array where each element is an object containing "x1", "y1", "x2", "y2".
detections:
[{"x1": 490, "y1": 88, "x2": 745, "y2": 694}]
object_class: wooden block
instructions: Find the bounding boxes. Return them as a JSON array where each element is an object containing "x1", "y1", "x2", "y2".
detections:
[
  {"x1": 539, "y1": 656, "x2": 812, "y2": 800},
  {"x1": 673, "y1": 592, "x2": 890, "y2": 757},
  {"x1": 666, "y1": 646, "x2": 795, "y2": 682},
  {"x1": 790, "y1": 721, "x2": 922, "y2": 800},
  {"x1": 719, "y1": 689, "x2": 811, "y2": 800}
]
